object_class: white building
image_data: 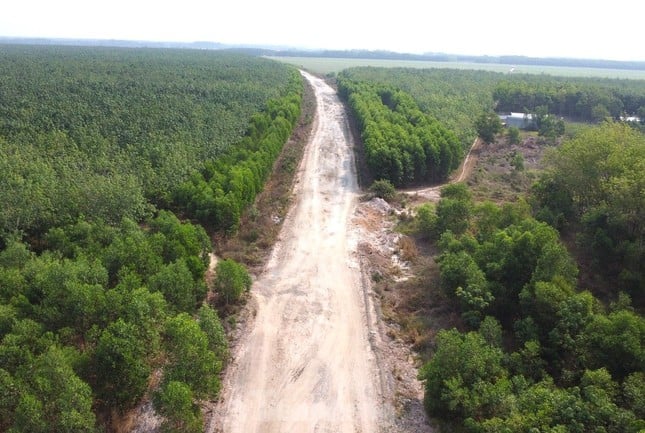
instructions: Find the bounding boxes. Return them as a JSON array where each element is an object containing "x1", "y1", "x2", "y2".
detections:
[{"x1": 499, "y1": 112, "x2": 536, "y2": 129}]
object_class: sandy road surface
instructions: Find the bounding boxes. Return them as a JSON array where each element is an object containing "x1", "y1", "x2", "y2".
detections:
[{"x1": 212, "y1": 71, "x2": 387, "y2": 433}]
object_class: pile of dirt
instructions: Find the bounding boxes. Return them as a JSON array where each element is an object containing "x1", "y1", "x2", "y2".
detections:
[
  {"x1": 352, "y1": 198, "x2": 435, "y2": 433},
  {"x1": 354, "y1": 198, "x2": 410, "y2": 278}
]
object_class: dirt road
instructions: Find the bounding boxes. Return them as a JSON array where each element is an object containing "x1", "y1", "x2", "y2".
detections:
[
  {"x1": 212, "y1": 71, "x2": 388, "y2": 433},
  {"x1": 403, "y1": 137, "x2": 481, "y2": 202}
]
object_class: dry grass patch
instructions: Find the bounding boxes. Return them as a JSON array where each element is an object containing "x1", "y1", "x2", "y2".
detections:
[{"x1": 398, "y1": 235, "x2": 418, "y2": 262}]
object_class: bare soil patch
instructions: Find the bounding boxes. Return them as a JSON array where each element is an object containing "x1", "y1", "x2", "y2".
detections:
[{"x1": 467, "y1": 134, "x2": 551, "y2": 203}]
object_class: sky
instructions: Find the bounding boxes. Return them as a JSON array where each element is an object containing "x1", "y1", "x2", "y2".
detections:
[{"x1": 1, "y1": 0, "x2": 644, "y2": 61}]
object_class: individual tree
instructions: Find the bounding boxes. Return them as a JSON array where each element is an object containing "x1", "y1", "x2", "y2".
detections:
[
  {"x1": 439, "y1": 251, "x2": 492, "y2": 326},
  {"x1": 415, "y1": 203, "x2": 437, "y2": 239},
  {"x1": 472, "y1": 201, "x2": 502, "y2": 241},
  {"x1": 622, "y1": 372, "x2": 644, "y2": 418},
  {"x1": 637, "y1": 106, "x2": 645, "y2": 123},
  {"x1": 148, "y1": 259, "x2": 201, "y2": 313},
  {"x1": 0, "y1": 240, "x2": 32, "y2": 269},
  {"x1": 478, "y1": 316, "x2": 502, "y2": 347},
  {"x1": 435, "y1": 183, "x2": 473, "y2": 235},
  {"x1": 369, "y1": 179, "x2": 396, "y2": 201},
  {"x1": 474, "y1": 111, "x2": 503, "y2": 144},
  {"x1": 507, "y1": 126, "x2": 521, "y2": 145},
  {"x1": 0, "y1": 319, "x2": 56, "y2": 374},
  {"x1": 197, "y1": 305, "x2": 228, "y2": 361},
  {"x1": 102, "y1": 219, "x2": 163, "y2": 284},
  {"x1": 93, "y1": 319, "x2": 151, "y2": 410},
  {"x1": 154, "y1": 381, "x2": 202, "y2": 433},
  {"x1": 509, "y1": 151, "x2": 524, "y2": 172},
  {"x1": 583, "y1": 310, "x2": 645, "y2": 379},
  {"x1": 577, "y1": 368, "x2": 641, "y2": 433},
  {"x1": 114, "y1": 286, "x2": 167, "y2": 352},
  {"x1": 519, "y1": 278, "x2": 575, "y2": 335},
  {"x1": 0, "y1": 368, "x2": 19, "y2": 431},
  {"x1": 507, "y1": 340, "x2": 547, "y2": 382},
  {"x1": 538, "y1": 115, "x2": 565, "y2": 142},
  {"x1": 162, "y1": 313, "x2": 221, "y2": 398},
  {"x1": 14, "y1": 346, "x2": 96, "y2": 433},
  {"x1": 214, "y1": 259, "x2": 252, "y2": 304},
  {"x1": 547, "y1": 291, "x2": 599, "y2": 380},
  {"x1": 11, "y1": 393, "x2": 46, "y2": 433},
  {"x1": 26, "y1": 254, "x2": 108, "y2": 334},
  {"x1": 591, "y1": 104, "x2": 611, "y2": 122},
  {"x1": 148, "y1": 210, "x2": 211, "y2": 268},
  {"x1": 533, "y1": 106, "x2": 565, "y2": 142},
  {"x1": 419, "y1": 329, "x2": 509, "y2": 419}
]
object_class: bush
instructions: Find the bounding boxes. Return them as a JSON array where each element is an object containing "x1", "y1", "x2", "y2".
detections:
[
  {"x1": 369, "y1": 179, "x2": 396, "y2": 201},
  {"x1": 214, "y1": 259, "x2": 252, "y2": 304},
  {"x1": 416, "y1": 204, "x2": 437, "y2": 239},
  {"x1": 154, "y1": 381, "x2": 202, "y2": 433}
]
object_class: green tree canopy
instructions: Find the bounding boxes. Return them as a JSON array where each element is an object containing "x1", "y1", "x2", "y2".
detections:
[
  {"x1": 93, "y1": 319, "x2": 152, "y2": 410},
  {"x1": 474, "y1": 111, "x2": 503, "y2": 144},
  {"x1": 162, "y1": 313, "x2": 221, "y2": 398},
  {"x1": 214, "y1": 259, "x2": 252, "y2": 305}
]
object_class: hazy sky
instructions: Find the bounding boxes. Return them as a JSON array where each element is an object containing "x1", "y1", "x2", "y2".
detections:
[{"x1": 1, "y1": 0, "x2": 644, "y2": 61}]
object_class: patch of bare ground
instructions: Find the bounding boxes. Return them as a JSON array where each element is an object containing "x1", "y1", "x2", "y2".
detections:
[
  {"x1": 467, "y1": 134, "x2": 552, "y2": 203},
  {"x1": 352, "y1": 198, "x2": 438, "y2": 433}
]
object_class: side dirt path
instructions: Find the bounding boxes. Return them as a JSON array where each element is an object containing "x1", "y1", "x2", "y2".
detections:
[
  {"x1": 404, "y1": 137, "x2": 482, "y2": 202},
  {"x1": 209, "y1": 71, "x2": 397, "y2": 433}
]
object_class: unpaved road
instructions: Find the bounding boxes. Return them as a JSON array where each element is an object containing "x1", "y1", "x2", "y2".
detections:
[
  {"x1": 212, "y1": 71, "x2": 389, "y2": 433},
  {"x1": 403, "y1": 137, "x2": 481, "y2": 202}
]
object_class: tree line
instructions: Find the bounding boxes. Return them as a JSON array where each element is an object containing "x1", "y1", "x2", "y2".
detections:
[
  {"x1": 172, "y1": 75, "x2": 302, "y2": 232},
  {"x1": 337, "y1": 67, "x2": 500, "y2": 147},
  {"x1": 337, "y1": 75, "x2": 462, "y2": 186},
  {"x1": 494, "y1": 75, "x2": 645, "y2": 122}
]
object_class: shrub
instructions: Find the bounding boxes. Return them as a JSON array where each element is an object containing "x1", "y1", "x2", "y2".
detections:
[
  {"x1": 369, "y1": 179, "x2": 396, "y2": 201},
  {"x1": 214, "y1": 259, "x2": 252, "y2": 304}
]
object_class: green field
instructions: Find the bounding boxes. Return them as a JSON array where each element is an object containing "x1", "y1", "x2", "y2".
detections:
[{"x1": 269, "y1": 56, "x2": 645, "y2": 79}]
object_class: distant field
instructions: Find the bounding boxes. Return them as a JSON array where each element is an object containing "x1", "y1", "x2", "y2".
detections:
[{"x1": 269, "y1": 56, "x2": 645, "y2": 79}]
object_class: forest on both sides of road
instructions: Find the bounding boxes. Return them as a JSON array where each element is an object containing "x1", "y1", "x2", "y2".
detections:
[{"x1": 0, "y1": 43, "x2": 643, "y2": 433}]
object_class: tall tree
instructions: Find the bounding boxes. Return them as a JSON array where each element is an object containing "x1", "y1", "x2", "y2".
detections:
[
  {"x1": 93, "y1": 319, "x2": 151, "y2": 410},
  {"x1": 474, "y1": 111, "x2": 503, "y2": 144}
]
